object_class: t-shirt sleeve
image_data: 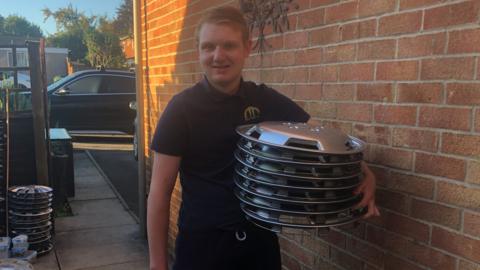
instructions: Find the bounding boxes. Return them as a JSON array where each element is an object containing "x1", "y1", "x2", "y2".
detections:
[
  {"x1": 150, "y1": 95, "x2": 188, "y2": 156},
  {"x1": 261, "y1": 84, "x2": 310, "y2": 123}
]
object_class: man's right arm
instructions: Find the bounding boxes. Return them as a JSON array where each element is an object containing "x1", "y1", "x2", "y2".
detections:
[{"x1": 147, "y1": 152, "x2": 181, "y2": 270}]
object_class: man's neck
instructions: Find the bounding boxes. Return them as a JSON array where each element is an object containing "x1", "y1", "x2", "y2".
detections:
[{"x1": 207, "y1": 78, "x2": 241, "y2": 96}]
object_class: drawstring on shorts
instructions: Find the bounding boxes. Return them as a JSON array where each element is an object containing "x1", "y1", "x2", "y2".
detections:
[{"x1": 235, "y1": 230, "x2": 247, "y2": 241}]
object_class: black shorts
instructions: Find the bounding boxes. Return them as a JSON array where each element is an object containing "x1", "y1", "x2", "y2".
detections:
[{"x1": 172, "y1": 222, "x2": 281, "y2": 270}]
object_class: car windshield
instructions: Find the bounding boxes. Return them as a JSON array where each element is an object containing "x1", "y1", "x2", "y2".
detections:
[{"x1": 47, "y1": 74, "x2": 76, "y2": 91}]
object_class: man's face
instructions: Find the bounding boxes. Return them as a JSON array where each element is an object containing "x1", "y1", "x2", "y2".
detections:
[{"x1": 198, "y1": 23, "x2": 251, "y2": 94}]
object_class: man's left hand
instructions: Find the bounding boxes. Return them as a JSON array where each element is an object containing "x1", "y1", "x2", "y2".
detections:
[{"x1": 353, "y1": 161, "x2": 381, "y2": 219}]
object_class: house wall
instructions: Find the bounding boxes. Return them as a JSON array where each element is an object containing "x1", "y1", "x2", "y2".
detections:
[
  {"x1": 140, "y1": 0, "x2": 480, "y2": 269},
  {"x1": 120, "y1": 37, "x2": 135, "y2": 60},
  {"x1": 44, "y1": 49, "x2": 68, "y2": 83},
  {"x1": 0, "y1": 47, "x2": 68, "y2": 84}
]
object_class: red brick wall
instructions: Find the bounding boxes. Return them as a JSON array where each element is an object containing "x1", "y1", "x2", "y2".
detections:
[{"x1": 140, "y1": 0, "x2": 480, "y2": 269}]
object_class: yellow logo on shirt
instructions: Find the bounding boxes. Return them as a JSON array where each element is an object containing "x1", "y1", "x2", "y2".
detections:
[{"x1": 244, "y1": 106, "x2": 260, "y2": 121}]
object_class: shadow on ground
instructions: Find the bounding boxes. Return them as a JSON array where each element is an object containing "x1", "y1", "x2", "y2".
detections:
[{"x1": 88, "y1": 149, "x2": 139, "y2": 218}]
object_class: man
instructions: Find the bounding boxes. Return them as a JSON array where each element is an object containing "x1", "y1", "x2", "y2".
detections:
[{"x1": 148, "y1": 6, "x2": 379, "y2": 270}]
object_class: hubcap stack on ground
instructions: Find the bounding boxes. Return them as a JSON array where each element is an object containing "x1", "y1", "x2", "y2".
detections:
[
  {"x1": 235, "y1": 122, "x2": 367, "y2": 233},
  {"x1": 8, "y1": 185, "x2": 54, "y2": 255}
]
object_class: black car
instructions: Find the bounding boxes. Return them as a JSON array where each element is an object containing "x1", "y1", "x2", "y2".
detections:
[{"x1": 47, "y1": 69, "x2": 136, "y2": 135}]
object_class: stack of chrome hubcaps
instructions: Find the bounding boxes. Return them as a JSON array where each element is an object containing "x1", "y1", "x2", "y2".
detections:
[
  {"x1": 8, "y1": 185, "x2": 54, "y2": 255},
  {"x1": 235, "y1": 122, "x2": 366, "y2": 232}
]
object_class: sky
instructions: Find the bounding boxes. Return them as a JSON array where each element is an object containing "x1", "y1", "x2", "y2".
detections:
[{"x1": 0, "y1": 0, "x2": 124, "y2": 36}]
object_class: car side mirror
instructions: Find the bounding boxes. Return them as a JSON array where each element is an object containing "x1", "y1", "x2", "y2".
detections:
[
  {"x1": 57, "y1": 88, "x2": 70, "y2": 95},
  {"x1": 129, "y1": 101, "x2": 137, "y2": 110}
]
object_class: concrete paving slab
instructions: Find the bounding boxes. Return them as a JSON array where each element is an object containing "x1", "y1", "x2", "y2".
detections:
[
  {"x1": 73, "y1": 184, "x2": 116, "y2": 201},
  {"x1": 74, "y1": 179, "x2": 109, "y2": 191},
  {"x1": 33, "y1": 251, "x2": 60, "y2": 270},
  {"x1": 68, "y1": 198, "x2": 130, "y2": 216},
  {"x1": 75, "y1": 174, "x2": 106, "y2": 186},
  {"x1": 54, "y1": 225, "x2": 148, "y2": 270},
  {"x1": 88, "y1": 150, "x2": 139, "y2": 218},
  {"x1": 73, "y1": 172, "x2": 117, "y2": 200},
  {"x1": 74, "y1": 156, "x2": 95, "y2": 167},
  {"x1": 73, "y1": 153, "x2": 94, "y2": 167},
  {"x1": 57, "y1": 241, "x2": 147, "y2": 270},
  {"x1": 54, "y1": 224, "x2": 143, "y2": 250},
  {"x1": 73, "y1": 151, "x2": 90, "y2": 161},
  {"x1": 40, "y1": 150, "x2": 147, "y2": 270},
  {"x1": 55, "y1": 199, "x2": 135, "y2": 232},
  {"x1": 75, "y1": 167, "x2": 104, "y2": 178},
  {"x1": 77, "y1": 259, "x2": 148, "y2": 270},
  {"x1": 73, "y1": 174, "x2": 116, "y2": 200}
]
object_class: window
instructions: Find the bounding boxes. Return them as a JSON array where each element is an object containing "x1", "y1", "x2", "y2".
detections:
[
  {"x1": 66, "y1": 76, "x2": 102, "y2": 94},
  {"x1": 102, "y1": 76, "x2": 135, "y2": 94},
  {"x1": 7, "y1": 51, "x2": 29, "y2": 67},
  {"x1": 0, "y1": 51, "x2": 9, "y2": 67}
]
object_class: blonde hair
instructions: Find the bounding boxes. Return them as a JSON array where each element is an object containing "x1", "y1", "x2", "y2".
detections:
[{"x1": 196, "y1": 6, "x2": 250, "y2": 44}]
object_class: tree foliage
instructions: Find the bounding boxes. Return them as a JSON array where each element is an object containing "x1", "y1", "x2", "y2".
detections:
[
  {"x1": 42, "y1": 5, "x2": 94, "y2": 63},
  {"x1": 84, "y1": 29, "x2": 125, "y2": 67},
  {"x1": 43, "y1": 2, "x2": 131, "y2": 68},
  {"x1": 113, "y1": 0, "x2": 133, "y2": 37},
  {"x1": 42, "y1": 4, "x2": 95, "y2": 33},
  {"x1": 47, "y1": 29, "x2": 87, "y2": 62},
  {"x1": 0, "y1": 15, "x2": 43, "y2": 37}
]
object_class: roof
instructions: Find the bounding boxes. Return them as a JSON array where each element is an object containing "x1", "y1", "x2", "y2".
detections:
[
  {"x1": 71, "y1": 69, "x2": 135, "y2": 77},
  {"x1": 0, "y1": 36, "x2": 40, "y2": 46}
]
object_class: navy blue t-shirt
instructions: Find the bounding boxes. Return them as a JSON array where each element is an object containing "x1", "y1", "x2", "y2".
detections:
[{"x1": 151, "y1": 78, "x2": 310, "y2": 231}]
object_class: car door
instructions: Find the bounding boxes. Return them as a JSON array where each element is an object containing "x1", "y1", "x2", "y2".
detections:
[
  {"x1": 99, "y1": 75, "x2": 136, "y2": 134},
  {"x1": 49, "y1": 75, "x2": 103, "y2": 131}
]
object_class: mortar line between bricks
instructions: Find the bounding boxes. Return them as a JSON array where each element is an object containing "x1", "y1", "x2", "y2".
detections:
[
  {"x1": 374, "y1": 161, "x2": 480, "y2": 183},
  {"x1": 381, "y1": 250, "x2": 429, "y2": 270},
  {"x1": 295, "y1": 3, "x2": 471, "y2": 33},
  {"x1": 365, "y1": 222, "x2": 480, "y2": 265},
  {"x1": 474, "y1": 56, "x2": 479, "y2": 81},
  {"x1": 143, "y1": 22, "x2": 479, "y2": 53},
  {"x1": 263, "y1": 82, "x2": 480, "y2": 90},
  {"x1": 375, "y1": 161, "x2": 480, "y2": 185},
  {"x1": 428, "y1": 234, "x2": 480, "y2": 260},
  {"x1": 146, "y1": 12, "x2": 480, "y2": 49},
  {"x1": 460, "y1": 210, "x2": 466, "y2": 236},
  {"x1": 420, "y1": 9, "x2": 425, "y2": 32},
  {"x1": 430, "y1": 224, "x2": 480, "y2": 242},
  {"x1": 414, "y1": 105, "x2": 420, "y2": 129},
  {"x1": 348, "y1": 121, "x2": 480, "y2": 136},
  {"x1": 145, "y1": 0, "x2": 234, "y2": 29},
  {"x1": 240, "y1": 72, "x2": 480, "y2": 83},
  {"x1": 427, "y1": 220, "x2": 433, "y2": 246},
  {"x1": 146, "y1": 51, "x2": 197, "y2": 60},
  {"x1": 281, "y1": 250, "x2": 316, "y2": 270},
  {"x1": 412, "y1": 146, "x2": 478, "y2": 162}
]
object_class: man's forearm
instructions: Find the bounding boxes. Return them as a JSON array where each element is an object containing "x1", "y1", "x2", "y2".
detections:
[{"x1": 147, "y1": 194, "x2": 171, "y2": 270}]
